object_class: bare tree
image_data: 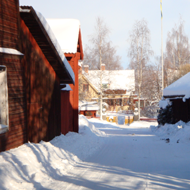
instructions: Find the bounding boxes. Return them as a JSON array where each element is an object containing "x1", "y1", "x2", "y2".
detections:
[
  {"x1": 83, "y1": 17, "x2": 122, "y2": 70},
  {"x1": 164, "y1": 17, "x2": 190, "y2": 85},
  {"x1": 83, "y1": 17, "x2": 123, "y2": 119},
  {"x1": 137, "y1": 56, "x2": 162, "y2": 118},
  {"x1": 168, "y1": 64, "x2": 190, "y2": 85},
  {"x1": 142, "y1": 57, "x2": 162, "y2": 105},
  {"x1": 128, "y1": 19, "x2": 153, "y2": 119}
]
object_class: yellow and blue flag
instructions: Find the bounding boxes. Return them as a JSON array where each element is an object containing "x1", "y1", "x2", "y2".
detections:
[{"x1": 160, "y1": 0, "x2": 163, "y2": 19}]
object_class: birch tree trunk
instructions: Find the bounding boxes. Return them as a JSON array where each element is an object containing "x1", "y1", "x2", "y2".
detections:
[
  {"x1": 99, "y1": 38, "x2": 103, "y2": 120},
  {"x1": 128, "y1": 19, "x2": 153, "y2": 120}
]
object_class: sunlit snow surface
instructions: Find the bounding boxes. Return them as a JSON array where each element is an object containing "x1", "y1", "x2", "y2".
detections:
[{"x1": 0, "y1": 116, "x2": 190, "y2": 189}]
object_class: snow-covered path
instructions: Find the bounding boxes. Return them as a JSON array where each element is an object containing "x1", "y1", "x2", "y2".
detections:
[
  {"x1": 46, "y1": 119, "x2": 190, "y2": 190},
  {"x1": 1, "y1": 117, "x2": 190, "y2": 189}
]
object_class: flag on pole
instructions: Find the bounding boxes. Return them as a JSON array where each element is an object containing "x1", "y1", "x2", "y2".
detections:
[{"x1": 160, "y1": 0, "x2": 163, "y2": 19}]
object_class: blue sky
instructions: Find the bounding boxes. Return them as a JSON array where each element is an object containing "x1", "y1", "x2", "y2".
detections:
[{"x1": 19, "y1": 0, "x2": 190, "y2": 69}]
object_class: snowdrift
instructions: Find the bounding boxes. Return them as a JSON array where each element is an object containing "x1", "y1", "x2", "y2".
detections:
[
  {"x1": 151, "y1": 120, "x2": 190, "y2": 143},
  {"x1": 0, "y1": 115, "x2": 106, "y2": 190}
]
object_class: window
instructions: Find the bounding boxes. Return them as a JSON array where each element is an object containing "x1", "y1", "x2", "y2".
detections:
[
  {"x1": 135, "y1": 100, "x2": 144, "y2": 108},
  {"x1": 102, "y1": 84, "x2": 107, "y2": 89},
  {"x1": 108, "y1": 99, "x2": 113, "y2": 106},
  {"x1": 104, "y1": 99, "x2": 109, "y2": 104},
  {"x1": 0, "y1": 66, "x2": 9, "y2": 134},
  {"x1": 140, "y1": 100, "x2": 144, "y2": 108},
  {"x1": 116, "y1": 99, "x2": 122, "y2": 106},
  {"x1": 102, "y1": 82, "x2": 109, "y2": 89},
  {"x1": 83, "y1": 84, "x2": 89, "y2": 92},
  {"x1": 123, "y1": 98, "x2": 127, "y2": 106}
]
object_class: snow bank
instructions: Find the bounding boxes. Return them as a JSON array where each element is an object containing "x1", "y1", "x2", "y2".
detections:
[
  {"x1": 0, "y1": 115, "x2": 106, "y2": 190},
  {"x1": 151, "y1": 121, "x2": 190, "y2": 143}
]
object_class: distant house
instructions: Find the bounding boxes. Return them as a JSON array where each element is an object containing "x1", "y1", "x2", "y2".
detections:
[
  {"x1": 79, "y1": 65, "x2": 100, "y2": 102},
  {"x1": 162, "y1": 72, "x2": 190, "y2": 123},
  {"x1": 79, "y1": 101, "x2": 99, "y2": 118},
  {"x1": 47, "y1": 19, "x2": 84, "y2": 133},
  {"x1": 79, "y1": 64, "x2": 136, "y2": 112},
  {"x1": 0, "y1": 1, "x2": 75, "y2": 152}
]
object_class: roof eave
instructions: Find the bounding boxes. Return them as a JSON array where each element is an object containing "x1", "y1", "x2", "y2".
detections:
[
  {"x1": 163, "y1": 95, "x2": 185, "y2": 99},
  {"x1": 20, "y1": 6, "x2": 74, "y2": 84}
]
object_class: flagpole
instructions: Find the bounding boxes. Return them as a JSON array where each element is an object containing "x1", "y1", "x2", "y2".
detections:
[
  {"x1": 161, "y1": 16, "x2": 164, "y2": 92},
  {"x1": 160, "y1": 0, "x2": 164, "y2": 93}
]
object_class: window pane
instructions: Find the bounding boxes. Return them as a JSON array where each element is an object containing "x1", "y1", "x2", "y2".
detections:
[{"x1": 0, "y1": 66, "x2": 9, "y2": 133}]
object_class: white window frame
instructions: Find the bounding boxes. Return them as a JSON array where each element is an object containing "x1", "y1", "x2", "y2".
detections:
[{"x1": 0, "y1": 66, "x2": 9, "y2": 134}]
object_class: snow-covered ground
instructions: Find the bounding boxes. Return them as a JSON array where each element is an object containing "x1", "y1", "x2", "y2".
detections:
[
  {"x1": 0, "y1": 116, "x2": 190, "y2": 189},
  {"x1": 151, "y1": 120, "x2": 190, "y2": 144}
]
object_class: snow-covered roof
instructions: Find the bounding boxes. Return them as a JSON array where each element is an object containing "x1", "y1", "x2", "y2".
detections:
[
  {"x1": 83, "y1": 70, "x2": 135, "y2": 92},
  {"x1": 0, "y1": 48, "x2": 23, "y2": 56},
  {"x1": 35, "y1": 13, "x2": 75, "y2": 83},
  {"x1": 46, "y1": 19, "x2": 80, "y2": 54},
  {"x1": 163, "y1": 72, "x2": 190, "y2": 100},
  {"x1": 79, "y1": 101, "x2": 99, "y2": 111},
  {"x1": 20, "y1": 7, "x2": 75, "y2": 84},
  {"x1": 78, "y1": 61, "x2": 83, "y2": 67}
]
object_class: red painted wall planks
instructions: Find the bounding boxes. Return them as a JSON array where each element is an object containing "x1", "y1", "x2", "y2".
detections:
[
  {"x1": 0, "y1": 0, "x2": 20, "y2": 49},
  {"x1": 20, "y1": 19, "x2": 61, "y2": 143},
  {"x1": 64, "y1": 53, "x2": 80, "y2": 133},
  {"x1": 0, "y1": 54, "x2": 27, "y2": 152},
  {"x1": 62, "y1": 29, "x2": 83, "y2": 134}
]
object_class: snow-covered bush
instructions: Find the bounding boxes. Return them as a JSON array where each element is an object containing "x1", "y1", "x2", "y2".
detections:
[{"x1": 157, "y1": 104, "x2": 173, "y2": 125}]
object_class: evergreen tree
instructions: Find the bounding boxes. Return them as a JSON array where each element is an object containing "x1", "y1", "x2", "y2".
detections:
[{"x1": 157, "y1": 104, "x2": 173, "y2": 125}]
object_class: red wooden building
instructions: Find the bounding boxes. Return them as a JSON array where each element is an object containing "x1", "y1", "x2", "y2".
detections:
[
  {"x1": 47, "y1": 19, "x2": 84, "y2": 134},
  {"x1": 64, "y1": 26, "x2": 83, "y2": 133},
  {"x1": 61, "y1": 85, "x2": 72, "y2": 135},
  {"x1": 0, "y1": 1, "x2": 75, "y2": 151}
]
